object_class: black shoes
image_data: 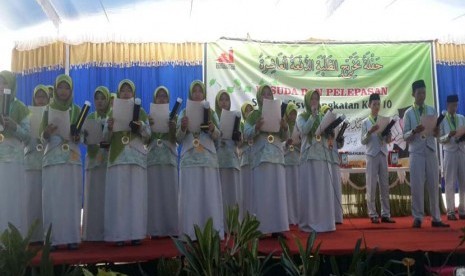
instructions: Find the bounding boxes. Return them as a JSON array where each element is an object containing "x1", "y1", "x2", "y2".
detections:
[
  {"x1": 460, "y1": 214, "x2": 465, "y2": 220},
  {"x1": 447, "y1": 214, "x2": 458, "y2": 221},
  {"x1": 412, "y1": 219, "x2": 422, "y2": 228},
  {"x1": 381, "y1": 217, "x2": 396, "y2": 223},
  {"x1": 131, "y1": 239, "x2": 142, "y2": 246},
  {"x1": 67, "y1": 243, "x2": 79, "y2": 250},
  {"x1": 271, "y1": 232, "x2": 286, "y2": 239},
  {"x1": 371, "y1": 216, "x2": 396, "y2": 224},
  {"x1": 432, "y1": 221, "x2": 450, "y2": 228}
]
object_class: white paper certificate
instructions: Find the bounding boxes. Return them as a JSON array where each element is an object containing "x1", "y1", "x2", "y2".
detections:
[
  {"x1": 28, "y1": 106, "x2": 46, "y2": 139},
  {"x1": 374, "y1": 116, "x2": 390, "y2": 134},
  {"x1": 48, "y1": 107, "x2": 70, "y2": 140},
  {"x1": 261, "y1": 98, "x2": 281, "y2": 133},
  {"x1": 112, "y1": 98, "x2": 133, "y2": 132},
  {"x1": 150, "y1": 103, "x2": 169, "y2": 133},
  {"x1": 315, "y1": 110, "x2": 337, "y2": 136},
  {"x1": 220, "y1": 109, "x2": 236, "y2": 139},
  {"x1": 420, "y1": 115, "x2": 437, "y2": 136},
  {"x1": 83, "y1": 119, "x2": 104, "y2": 145},
  {"x1": 186, "y1": 99, "x2": 204, "y2": 133}
]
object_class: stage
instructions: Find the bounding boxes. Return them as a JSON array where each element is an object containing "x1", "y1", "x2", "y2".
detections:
[{"x1": 30, "y1": 215, "x2": 465, "y2": 267}]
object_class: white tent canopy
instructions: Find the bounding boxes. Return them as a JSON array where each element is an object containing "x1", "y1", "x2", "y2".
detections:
[{"x1": 1, "y1": 0, "x2": 465, "y2": 67}]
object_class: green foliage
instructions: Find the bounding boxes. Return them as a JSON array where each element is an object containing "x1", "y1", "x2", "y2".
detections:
[
  {"x1": 173, "y1": 205, "x2": 274, "y2": 276},
  {"x1": 156, "y1": 257, "x2": 182, "y2": 276},
  {"x1": 223, "y1": 206, "x2": 275, "y2": 276},
  {"x1": 82, "y1": 268, "x2": 127, "y2": 276},
  {"x1": 279, "y1": 231, "x2": 321, "y2": 276},
  {"x1": 330, "y1": 237, "x2": 389, "y2": 276},
  {"x1": 172, "y1": 218, "x2": 221, "y2": 276},
  {"x1": 37, "y1": 225, "x2": 53, "y2": 276},
  {"x1": 0, "y1": 222, "x2": 40, "y2": 276}
]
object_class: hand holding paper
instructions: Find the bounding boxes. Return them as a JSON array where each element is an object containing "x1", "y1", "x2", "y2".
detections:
[
  {"x1": 219, "y1": 109, "x2": 237, "y2": 139},
  {"x1": 112, "y1": 98, "x2": 133, "y2": 132},
  {"x1": 261, "y1": 98, "x2": 282, "y2": 133},
  {"x1": 28, "y1": 106, "x2": 46, "y2": 139},
  {"x1": 82, "y1": 119, "x2": 104, "y2": 145},
  {"x1": 419, "y1": 115, "x2": 437, "y2": 136},
  {"x1": 48, "y1": 107, "x2": 70, "y2": 140},
  {"x1": 373, "y1": 116, "x2": 390, "y2": 134},
  {"x1": 186, "y1": 99, "x2": 204, "y2": 133},
  {"x1": 315, "y1": 110, "x2": 337, "y2": 136},
  {"x1": 150, "y1": 103, "x2": 169, "y2": 133}
]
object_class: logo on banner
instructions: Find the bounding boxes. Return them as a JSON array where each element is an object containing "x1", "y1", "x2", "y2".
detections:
[{"x1": 216, "y1": 49, "x2": 235, "y2": 70}]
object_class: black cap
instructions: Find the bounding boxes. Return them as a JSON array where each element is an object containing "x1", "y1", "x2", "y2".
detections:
[
  {"x1": 369, "y1": 93, "x2": 380, "y2": 103},
  {"x1": 412, "y1": 80, "x2": 426, "y2": 94},
  {"x1": 447, "y1": 94, "x2": 459, "y2": 103}
]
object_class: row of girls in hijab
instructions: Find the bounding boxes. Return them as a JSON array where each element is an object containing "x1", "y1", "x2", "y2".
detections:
[{"x1": 0, "y1": 71, "x2": 343, "y2": 251}]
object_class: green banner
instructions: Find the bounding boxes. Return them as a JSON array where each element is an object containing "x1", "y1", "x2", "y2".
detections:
[{"x1": 206, "y1": 39, "x2": 435, "y2": 160}]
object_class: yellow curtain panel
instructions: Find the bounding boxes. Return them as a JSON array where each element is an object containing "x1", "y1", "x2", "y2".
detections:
[
  {"x1": 11, "y1": 42, "x2": 65, "y2": 73},
  {"x1": 435, "y1": 42, "x2": 465, "y2": 65},
  {"x1": 69, "y1": 42, "x2": 203, "y2": 67}
]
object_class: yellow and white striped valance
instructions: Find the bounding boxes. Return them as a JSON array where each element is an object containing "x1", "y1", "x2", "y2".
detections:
[
  {"x1": 70, "y1": 42, "x2": 203, "y2": 67},
  {"x1": 435, "y1": 42, "x2": 465, "y2": 65},
  {"x1": 11, "y1": 42, "x2": 65, "y2": 73}
]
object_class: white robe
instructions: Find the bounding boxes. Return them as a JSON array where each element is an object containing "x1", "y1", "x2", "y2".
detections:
[
  {"x1": 219, "y1": 168, "x2": 240, "y2": 214},
  {"x1": 42, "y1": 164, "x2": 82, "y2": 245},
  {"x1": 104, "y1": 164, "x2": 147, "y2": 241},
  {"x1": 285, "y1": 165, "x2": 300, "y2": 225},
  {"x1": 251, "y1": 163, "x2": 289, "y2": 234},
  {"x1": 25, "y1": 170, "x2": 43, "y2": 242},
  {"x1": 178, "y1": 167, "x2": 224, "y2": 239},
  {"x1": 82, "y1": 166, "x2": 106, "y2": 241},
  {"x1": 240, "y1": 165, "x2": 253, "y2": 218},
  {"x1": 299, "y1": 160, "x2": 336, "y2": 232},
  {"x1": 0, "y1": 162, "x2": 28, "y2": 236},
  {"x1": 147, "y1": 165, "x2": 178, "y2": 237}
]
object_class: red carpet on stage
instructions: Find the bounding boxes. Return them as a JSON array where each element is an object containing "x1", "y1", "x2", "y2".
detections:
[{"x1": 31, "y1": 216, "x2": 465, "y2": 266}]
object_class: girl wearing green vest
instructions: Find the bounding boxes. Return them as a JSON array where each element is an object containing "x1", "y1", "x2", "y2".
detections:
[
  {"x1": 41, "y1": 74, "x2": 82, "y2": 249},
  {"x1": 82, "y1": 86, "x2": 111, "y2": 241},
  {"x1": 104, "y1": 79, "x2": 150, "y2": 246}
]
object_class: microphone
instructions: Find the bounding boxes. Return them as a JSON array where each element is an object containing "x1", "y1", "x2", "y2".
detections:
[
  {"x1": 324, "y1": 114, "x2": 346, "y2": 135},
  {"x1": 169, "y1": 97, "x2": 183, "y2": 120},
  {"x1": 381, "y1": 119, "x2": 396, "y2": 137},
  {"x1": 2, "y1": 89, "x2": 11, "y2": 116},
  {"x1": 232, "y1": 111, "x2": 242, "y2": 141},
  {"x1": 200, "y1": 101, "x2": 210, "y2": 132},
  {"x1": 281, "y1": 102, "x2": 288, "y2": 118},
  {"x1": 336, "y1": 120, "x2": 349, "y2": 139},
  {"x1": 129, "y1": 98, "x2": 142, "y2": 133},
  {"x1": 70, "y1": 101, "x2": 91, "y2": 137},
  {"x1": 436, "y1": 111, "x2": 446, "y2": 127}
]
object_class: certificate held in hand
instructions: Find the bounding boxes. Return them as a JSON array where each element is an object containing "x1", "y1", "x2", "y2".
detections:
[
  {"x1": 48, "y1": 107, "x2": 71, "y2": 140},
  {"x1": 28, "y1": 106, "x2": 46, "y2": 139},
  {"x1": 373, "y1": 116, "x2": 390, "y2": 135},
  {"x1": 219, "y1": 109, "x2": 237, "y2": 140},
  {"x1": 112, "y1": 98, "x2": 133, "y2": 132},
  {"x1": 150, "y1": 103, "x2": 169, "y2": 133},
  {"x1": 82, "y1": 119, "x2": 104, "y2": 145},
  {"x1": 315, "y1": 110, "x2": 337, "y2": 137},
  {"x1": 420, "y1": 115, "x2": 437, "y2": 137},
  {"x1": 186, "y1": 99, "x2": 204, "y2": 133},
  {"x1": 261, "y1": 98, "x2": 282, "y2": 133}
]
